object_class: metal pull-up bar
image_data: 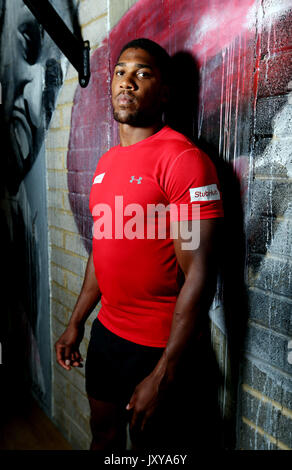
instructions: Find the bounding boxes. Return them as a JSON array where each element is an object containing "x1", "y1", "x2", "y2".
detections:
[{"x1": 23, "y1": 0, "x2": 90, "y2": 88}]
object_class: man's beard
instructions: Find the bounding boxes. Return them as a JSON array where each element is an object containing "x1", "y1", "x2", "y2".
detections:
[{"x1": 113, "y1": 108, "x2": 160, "y2": 127}]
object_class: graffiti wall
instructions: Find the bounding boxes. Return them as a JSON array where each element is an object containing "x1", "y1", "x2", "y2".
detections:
[
  {"x1": 65, "y1": 0, "x2": 292, "y2": 449},
  {"x1": 0, "y1": 0, "x2": 79, "y2": 416},
  {"x1": 1, "y1": 0, "x2": 291, "y2": 451}
]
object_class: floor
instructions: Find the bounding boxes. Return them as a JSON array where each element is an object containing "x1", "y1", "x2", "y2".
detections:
[{"x1": 0, "y1": 398, "x2": 72, "y2": 450}]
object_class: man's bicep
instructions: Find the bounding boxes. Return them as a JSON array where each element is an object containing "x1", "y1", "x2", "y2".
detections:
[{"x1": 172, "y1": 218, "x2": 222, "y2": 276}]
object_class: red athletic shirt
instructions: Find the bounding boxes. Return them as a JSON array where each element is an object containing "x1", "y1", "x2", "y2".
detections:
[{"x1": 89, "y1": 125, "x2": 223, "y2": 347}]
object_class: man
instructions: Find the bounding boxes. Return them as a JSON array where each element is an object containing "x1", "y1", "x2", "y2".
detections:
[{"x1": 55, "y1": 38, "x2": 224, "y2": 450}]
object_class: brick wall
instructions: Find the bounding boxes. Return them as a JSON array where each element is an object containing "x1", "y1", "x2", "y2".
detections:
[{"x1": 238, "y1": 4, "x2": 292, "y2": 449}]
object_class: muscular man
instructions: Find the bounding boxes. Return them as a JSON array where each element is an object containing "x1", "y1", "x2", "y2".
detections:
[{"x1": 55, "y1": 38, "x2": 224, "y2": 451}]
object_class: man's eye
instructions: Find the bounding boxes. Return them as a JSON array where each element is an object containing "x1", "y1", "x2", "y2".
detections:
[
  {"x1": 137, "y1": 71, "x2": 150, "y2": 78},
  {"x1": 115, "y1": 70, "x2": 124, "y2": 76}
]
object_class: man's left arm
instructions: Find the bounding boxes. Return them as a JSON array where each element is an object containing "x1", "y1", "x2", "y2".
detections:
[{"x1": 127, "y1": 217, "x2": 222, "y2": 432}]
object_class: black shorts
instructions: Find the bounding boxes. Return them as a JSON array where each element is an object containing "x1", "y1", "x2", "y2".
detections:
[
  {"x1": 85, "y1": 318, "x2": 164, "y2": 407},
  {"x1": 85, "y1": 318, "x2": 223, "y2": 449}
]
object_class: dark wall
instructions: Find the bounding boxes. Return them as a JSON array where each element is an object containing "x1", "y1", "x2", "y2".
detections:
[{"x1": 0, "y1": 0, "x2": 78, "y2": 418}]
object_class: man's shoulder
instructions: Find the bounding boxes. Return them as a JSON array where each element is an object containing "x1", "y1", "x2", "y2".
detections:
[
  {"x1": 157, "y1": 126, "x2": 201, "y2": 161},
  {"x1": 98, "y1": 144, "x2": 120, "y2": 161}
]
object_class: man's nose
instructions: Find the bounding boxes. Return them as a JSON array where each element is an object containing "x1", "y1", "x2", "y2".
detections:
[
  {"x1": 120, "y1": 74, "x2": 136, "y2": 90},
  {"x1": 22, "y1": 63, "x2": 44, "y2": 127}
]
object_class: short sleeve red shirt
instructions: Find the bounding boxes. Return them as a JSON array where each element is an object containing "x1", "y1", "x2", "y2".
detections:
[{"x1": 89, "y1": 125, "x2": 223, "y2": 347}]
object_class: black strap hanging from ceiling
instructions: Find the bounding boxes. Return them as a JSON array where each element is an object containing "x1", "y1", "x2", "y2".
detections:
[{"x1": 23, "y1": 0, "x2": 90, "y2": 88}]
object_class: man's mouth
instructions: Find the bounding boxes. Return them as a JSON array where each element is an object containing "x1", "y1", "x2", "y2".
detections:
[
  {"x1": 10, "y1": 108, "x2": 33, "y2": 161},
  {"x1": 116, "y1": 93, "x2": 135, "y2": 106}
]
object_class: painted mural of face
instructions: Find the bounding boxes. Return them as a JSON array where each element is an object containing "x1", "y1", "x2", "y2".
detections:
[
  {"x1": 111, "y1": 47, "x2": 168, "y2": 127},
  {"x1": 0, "y1": 0, "x2": 65, "y2": 194}
]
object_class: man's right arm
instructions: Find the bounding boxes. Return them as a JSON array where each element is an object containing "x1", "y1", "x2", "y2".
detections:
[{"x1": 55, "y1": 251, "x2": 101, "y2": 371}]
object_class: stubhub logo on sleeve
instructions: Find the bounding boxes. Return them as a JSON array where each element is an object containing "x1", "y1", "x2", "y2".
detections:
[{"x1": 189, "y1": 184, "x2": 220, "y2": 202}]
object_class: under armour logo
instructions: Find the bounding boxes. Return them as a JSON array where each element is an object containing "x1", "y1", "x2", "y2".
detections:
[{"x1": 129, "y1": 176, "x2": 143, "y2": 184}]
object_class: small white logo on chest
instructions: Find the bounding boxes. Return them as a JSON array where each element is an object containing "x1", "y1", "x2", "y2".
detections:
[{"x1": 93, "y1": 172, "x2": 105, "y2": 184}]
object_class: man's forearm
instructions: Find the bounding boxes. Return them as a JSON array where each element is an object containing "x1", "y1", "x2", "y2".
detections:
[
  {"x1": 151, "y1": 219, "x2": 220, "y2": 386},
  {"x1": 152, "y1": 266, "x2": 216, "y2": 385},
  {"x1": 68, "y1": 251, "x2": 101, "y2": 328}
]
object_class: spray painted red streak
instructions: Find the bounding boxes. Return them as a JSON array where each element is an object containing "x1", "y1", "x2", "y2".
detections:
[{"x1": 253, "y1": 32, "x2": 262, "y2": 113}]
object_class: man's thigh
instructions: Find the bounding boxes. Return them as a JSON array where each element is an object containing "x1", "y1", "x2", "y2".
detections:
[
  {"x1": 85, "y1": 319, "x2": 165, "y2": 449},
  {"x1": 87, "y1": 394, "x2": 128, "y2": 450},
  {"x1": 85, "y1": 318, "x2": 164, "y2": 405}
]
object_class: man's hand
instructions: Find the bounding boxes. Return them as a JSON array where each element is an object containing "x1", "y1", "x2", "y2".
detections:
[
  {"x1": 55, "y1": 323, "x2": 84, "y2": 371},
  {"x1": 126, "y1": 372, "x2": 166, "y2": 435},
  {"x1": 54, "y1": 252, "x2": 101, "y2": 371}
]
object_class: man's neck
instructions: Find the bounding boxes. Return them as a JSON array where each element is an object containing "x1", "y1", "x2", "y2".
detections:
[{"x1": 119, "y1": 122, "x2": 164, "y2": 147}]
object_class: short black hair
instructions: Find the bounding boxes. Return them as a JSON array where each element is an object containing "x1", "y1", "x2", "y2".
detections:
[{"x1": 117, "y1": 38, "x2": 171, "y2": 84}]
